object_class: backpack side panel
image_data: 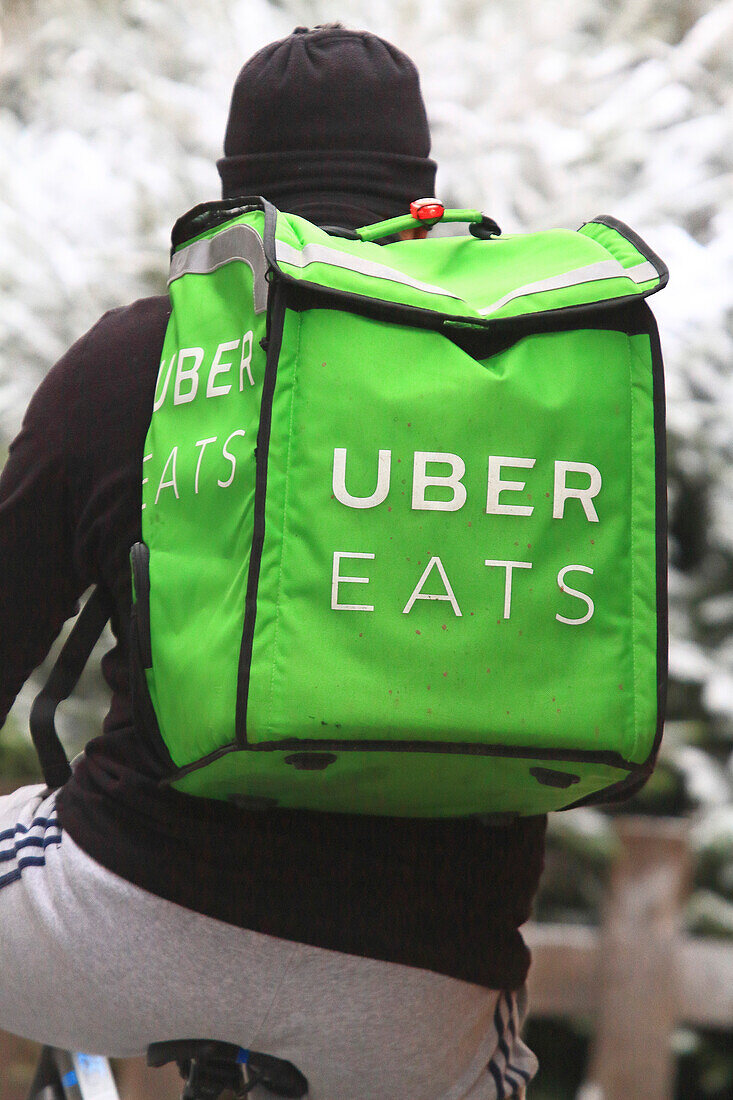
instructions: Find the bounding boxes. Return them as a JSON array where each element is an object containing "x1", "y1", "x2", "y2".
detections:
[{"x1": 139, "y1": 255, "x2": 267, "y2": 767}]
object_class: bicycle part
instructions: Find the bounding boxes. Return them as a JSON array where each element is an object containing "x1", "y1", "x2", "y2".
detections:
[
  {"x1": 27, "y1": 1048, "x2": 119, "y2": 1100},
  {"x1": 247, "y1": 1051, "x2": 309, "y2": 1097},
  {"x1": 147, "y1": 1039, "x2": 308, "y2": 1099}
]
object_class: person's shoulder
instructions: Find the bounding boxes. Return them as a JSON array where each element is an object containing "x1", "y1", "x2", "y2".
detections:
[
  {"x1": 57, "y1": 294, "x2": 171, "y2": 395},
  {"x1": 81, "y1": 295, "x2": 171, "y2": 358},
  {"x1": 22, "y1": 296, "x2": 171, "y2": 437}
]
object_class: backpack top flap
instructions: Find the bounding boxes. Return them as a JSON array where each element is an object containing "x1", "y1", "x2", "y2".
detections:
[
  {"x1": 167, "y1": 202, "x2": 667, "y2": 323},
  {"x1": 134, "y1": 203, "x2": 667, "y2": 816}
]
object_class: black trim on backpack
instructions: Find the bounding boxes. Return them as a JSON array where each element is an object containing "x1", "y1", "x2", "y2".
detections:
[
  {"x1": 582, "y1": 214, "x2": 670, "y2": 291},
  {"x1": 167, "y1": 735, "x2": 635, "y2": 783},
  {"x1": 564, "y1": 301, "x2": 668, "y2": 809},
  {"x1": 170, "y1": 197, "x2": 266, "y2": 254},
  {"x1": 130, "y1": 542, "x2": 152, "y2": 669},
  {"x1": 443, "y1": 299, "x2": 654, "y2": 359},
  {"x1": 268, "y1": 264, "x2": 666, "y2": 345},
  {"x1": 235, "y1": 280, "x2": 289, "y2": 747},
  {"x1": 261, "y1": 198, "x2": 280, "y2": 272},
  {"x1": 128, "y1": 542, "x2": 180, "y2": 777}
]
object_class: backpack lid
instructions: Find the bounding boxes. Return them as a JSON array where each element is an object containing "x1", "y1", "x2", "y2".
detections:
[{"x1": 168, "y1": 202, "x2": 667, "y2": 324}]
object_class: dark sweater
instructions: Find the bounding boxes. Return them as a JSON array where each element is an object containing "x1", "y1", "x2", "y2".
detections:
[{"x1": 0, "y1": 292, "x2": 546, "y2": 990}]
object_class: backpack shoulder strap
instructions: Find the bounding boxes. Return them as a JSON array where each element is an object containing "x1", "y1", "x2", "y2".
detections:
[{"x1": 29, "y1": 587, "x2": 111, "y2": 790}]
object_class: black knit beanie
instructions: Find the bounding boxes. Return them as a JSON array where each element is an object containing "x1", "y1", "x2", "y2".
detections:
[{"x1": 217, "y1": 25, "x2": 437, "y2": 228}]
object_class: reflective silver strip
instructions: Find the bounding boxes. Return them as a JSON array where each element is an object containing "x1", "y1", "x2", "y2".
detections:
[
  {"x1": 476, "y1": 258, "x2": 659, "y2": 317},
  {"x1": 626, "y1": 260, "x2": 658, "y2": 283},
  {"x1": 168, "y1": 224, "x2": 268, "y2": 314},
  {"x1": 276, "y1": 240, "x2": 465, "y2": 303}
]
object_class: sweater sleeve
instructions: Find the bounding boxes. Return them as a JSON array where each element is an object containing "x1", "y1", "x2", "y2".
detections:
[
  {"x1": 0, "y1": 297, "x2": 171, "y2": 737},
  {"x1": 0, "y1": 338, "x2": 90, "y2": 729}
]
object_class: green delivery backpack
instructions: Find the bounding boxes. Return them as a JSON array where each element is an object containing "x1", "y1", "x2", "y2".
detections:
[{"x1": 124, "y1": 196, "x2": 667, "y2": 818}]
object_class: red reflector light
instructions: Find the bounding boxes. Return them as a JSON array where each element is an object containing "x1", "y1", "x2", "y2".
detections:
[{"x1": 410, "y1": 198, "x2": 445, "y2": 221}]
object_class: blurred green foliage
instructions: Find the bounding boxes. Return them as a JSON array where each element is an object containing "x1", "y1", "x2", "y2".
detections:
[{"x1": 0, "y1": 712, "x2": 42, "y2": 785}]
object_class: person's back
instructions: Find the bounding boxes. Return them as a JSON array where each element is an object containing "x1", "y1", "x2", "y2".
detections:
[{"x1": 0, "y1": 26, "x2": 542, "y2": 1099}]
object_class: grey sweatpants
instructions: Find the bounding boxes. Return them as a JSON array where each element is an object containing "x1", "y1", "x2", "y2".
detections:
[{"x1": 0, "y1": 784, "x2": 537, "y2": 1099}]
